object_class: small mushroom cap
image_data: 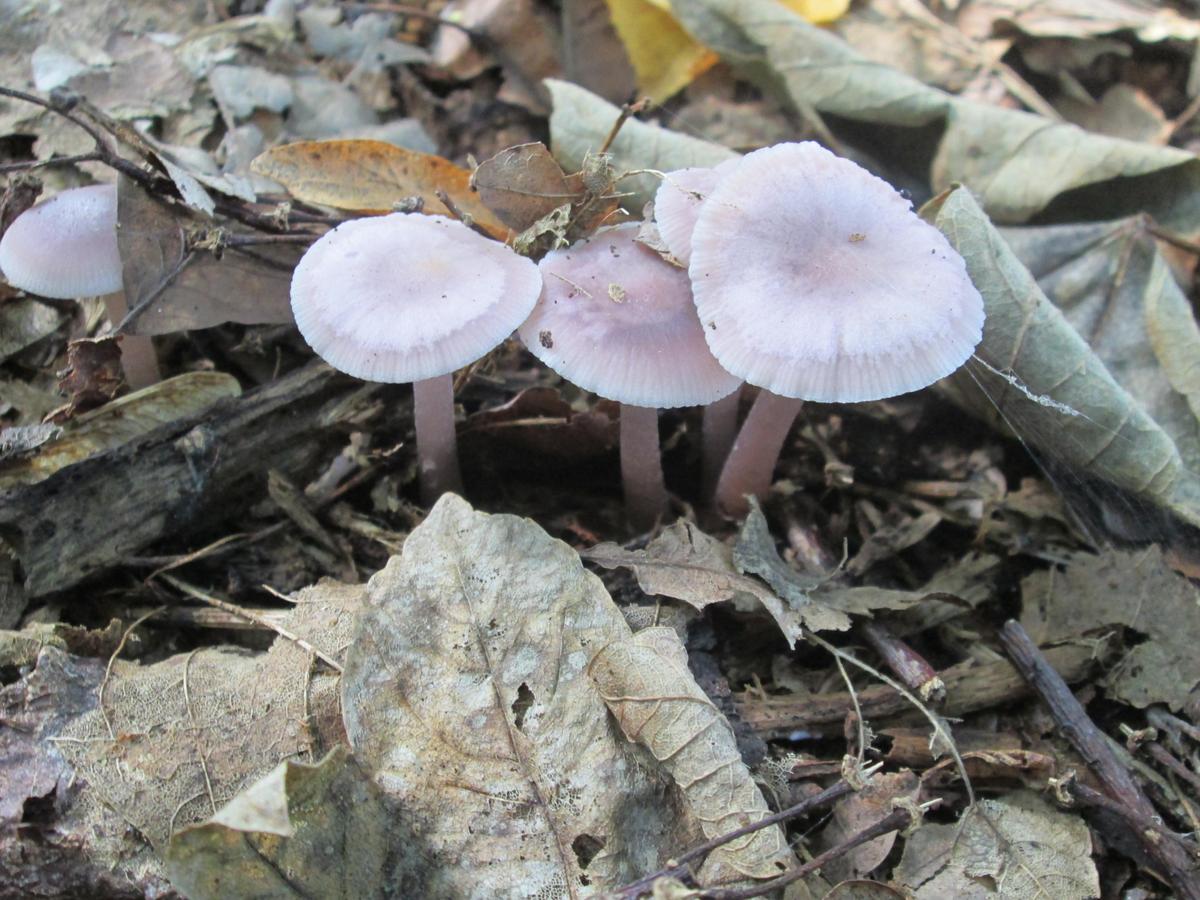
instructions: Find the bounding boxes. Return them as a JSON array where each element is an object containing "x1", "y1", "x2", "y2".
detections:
[
  {"x1": 689, "y1": 142, "x2": 984, "y2": 403},
  {"x1": 291, "y1": 213, "x2": 542, "y2": 383},
  {"x1": 653, "y1": 158, "x2": 742, "y2": 266},
  {"x1": 0, "y1": 184, "x2": 122, "y2": 299},
  {"x1": 519, "y1": 223, "x2": 741, "y2": 408}
]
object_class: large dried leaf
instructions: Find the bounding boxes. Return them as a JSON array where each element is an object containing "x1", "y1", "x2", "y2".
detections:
[
  {"x1": 166, "y1": 749, "x2": 411, "y2": 900},
  {"x1": 54, "y1": 586, "x2": 360, "y2": 852},
  {"x1": 251, "y1": 140, "x2": 506, "y2": 234},
  {"x1": 547, "y1": 79, "x2": 738, "y2": 210},
  {"x1": 930, "y1": 186, "x2": 1200, "y2": 529},
  {"x1": 671, "y1": 0, "x2": 1200, "y2": 234},
  {"x1": 117, "y1": 177, "x2": 296, "y2": 336},
  {"x1": 1000, "y1": 218, "x2": 1200, "y2": 471},
  {"x1": 0, "y1": 372, "x2": 241, "y2": 491},
  {"x1": 895, "y1": 791, "x2": 1099, "y2": 899},
  {"x1": 589, "y1": 626, "x2": 794, "y2": 884},
  {"x1": 341, "y1": 494, "x2": 687, "y2": 896},
  {"x1": 1020, "y1": 546, "x2": 1200, "y2": 711}
]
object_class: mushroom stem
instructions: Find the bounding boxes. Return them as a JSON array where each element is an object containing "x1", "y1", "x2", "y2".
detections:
[
  {"x1": 702, "y1": 386, "x2": 741, "y2": 498},
  {"x1": 713, "y1": 390, "x2": 804, "y2": 518},
  {"x1": 412, "y1": 373, "x2": 464, "y2": 505},
  {"x1": 620, "y1": 403, "x2": 668, "y2": 530},
  {"x1": 102, "y1": 292, "x2": 161, "y2": 390}
]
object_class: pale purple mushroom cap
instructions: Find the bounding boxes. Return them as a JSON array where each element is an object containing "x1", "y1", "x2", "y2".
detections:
[
  {"x1": 653, "y1": 158, "x2": 742, "y2": 266},
  {"x1": 689, "y1": 142, "x2": 984, "y2": 403},
  {"x1": 519, "y1": 223, "x2": 741, "y2": 408},
  {"x1": 0, "y1": 183, "x2": 122, "y2": 299},
  {"x1": 291, "y1": 213, "x2": 542, "y2": 383}
]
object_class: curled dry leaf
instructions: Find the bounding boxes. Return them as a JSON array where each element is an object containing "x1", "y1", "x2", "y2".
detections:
[
  {"x1": 895, "y1": 791, "x2": 1099, "y2": 899},
  {"x1": 251, "y1": 139, "x2": 506, "y2": 235},
  {"x1": 471, "y1": 141, "x2": 621, "y2": 240},
  {"x1": 166, "y1": 748, "x2": 407, "y2": 900},
  {"x1": 589, "y1": 626, "x2": 795, "y2": 884},
  {"x1": 341, "y1": 493, "x2": 690, "y2": 896},
  {"x1": 585, "y1": 519, "x2": 821, "y2": 645},
  {"x1": 54, "y1": 338, "x2": 124, "y2": 417}
]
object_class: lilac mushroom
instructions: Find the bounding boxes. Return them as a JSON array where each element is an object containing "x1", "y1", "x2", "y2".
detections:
[
  {"x1": 654, "y1": 158, "x2": 746, "y2": 494},
  {"x1": 518, "y1": 222, "x2": 740, "y2": 528},
  {"x1": 290, "y1": 212, "x2": 542, "y2": 505},
  {"x1": 0, "y1": 183, "x2": 162, "y2": 389},
  {"x1": 688, "y1": 142, "x2": 985, "y2": 517}
]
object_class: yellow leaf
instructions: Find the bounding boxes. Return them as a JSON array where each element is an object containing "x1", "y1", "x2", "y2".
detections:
[
  {"x1": 605, "y1": 0, "x2": 718, "y2": 102},
  {"x1": 251, "y1": 140, "x2": 506, "y2": 236},
  {"x1": 778, "y1": 0, "x2": 849, "y2": 24}
]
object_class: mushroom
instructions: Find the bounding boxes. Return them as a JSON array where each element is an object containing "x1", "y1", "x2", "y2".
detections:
[
  {"x1": 0, "y1": 183, "x2": 162, "y2": 389},
  {"x1": 518, "y1": 222, "x2": 741, "y2": 528},
  {"x1": 290, "y1": 211, "x2": 541, "y2": 505},
  {"x1": 653, "y1": 159, "x2": 746, "y2": 494},
  {"x1": 688, "y1": 142, "x2": 985, "y2": 517}
]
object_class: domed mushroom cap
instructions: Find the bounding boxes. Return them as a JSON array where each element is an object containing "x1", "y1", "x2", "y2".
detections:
[
  {"x1": 689, "y1": 142, "x2": 985, "y2": 403},
  {"x1": 291, "y1": 213, "x2": 542, "y2": 383},
  {"x1": 0, "y1": 184, "x2": 122, "y2": 299},
  {"x1": 653, "y1": 158, "x2": 742, "y2": 266},
  {"x1": 519, "y1": 223, "x2": 741, "y2": 408}
]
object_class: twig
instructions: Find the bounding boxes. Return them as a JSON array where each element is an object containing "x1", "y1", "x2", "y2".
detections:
[
  {"x1": 696, "y1": 801, "x2": 938, "y2": 900},
  {"x1": 860, "y1": 620, "x2": 945, "y2": 704},
  {"x1": 610, "y1": 778, "x2": 858, "y2": 898},
  {"x1": 805, "y1": 631, "x2": 974, "y2": 805},
  {"x1": 181, "y1": 648, "x2": 218, "y2": 815},
  {"x1": 1001, "y1": 620, "x2": 1200, "y2": 900},
  {"x1": 158, "y1": 574, "x2": 342, "y2": 672},
  {"x1": 339, "y1": 1, "x2": 480, "y2": 35},
  {"x1": 0, "y1": 152, "x2": 103, "y2": 174},
  {"x1": 434, "y1": 188, "x2": 493, "y2": 238},
  {"x1": 599, "y1": 99, "x2": 650, "y2": 155}
]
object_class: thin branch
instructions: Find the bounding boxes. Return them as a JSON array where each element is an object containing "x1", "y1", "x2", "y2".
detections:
[{"x1": 610, "y1": 778, "x2": 858, "y2": 898}]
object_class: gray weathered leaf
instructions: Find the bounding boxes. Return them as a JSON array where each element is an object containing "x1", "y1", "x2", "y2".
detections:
[
  {"x1": 342, "y1": 494, "x2": 688, "y2": 896},
  {"x1": 671, "y1": 0, "x2": 1200, "y2": 234},
  {"x1": 931, "y1": 186, "x2": 1200, "y2": 529},
  {"x1": 1000, "y1": 217, "x2": 1200, "y2": 471}
]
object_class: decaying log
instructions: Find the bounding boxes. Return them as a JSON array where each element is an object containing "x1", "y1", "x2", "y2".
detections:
[{"x1": 0, "y1": 362, "x2": 384, "y2": 610}]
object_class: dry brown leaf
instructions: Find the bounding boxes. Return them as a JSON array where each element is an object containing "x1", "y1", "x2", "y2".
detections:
[
  {"x1": 589, "y1": 626, "x2": 795, "y2": 885},
  {"x1": 341, "y1": 494, "x2": 690, "y2": 895},
  {"x1": 819, "y1": 771, "x2": 919, "y2": 883},
  {"x1": 471, "y1": 142, "x2": 584, "y2": 231},
  {"x1": 251, "y1": 139, "x2": 506, "y2": 235}
]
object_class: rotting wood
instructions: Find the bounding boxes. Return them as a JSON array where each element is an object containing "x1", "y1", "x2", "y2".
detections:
[
  {"x1": 737, "y1": 643, "x2": 1100, "y2": 739},
  {"x1": 0, "y1": 362, "x2": 385, "y2": 609}
]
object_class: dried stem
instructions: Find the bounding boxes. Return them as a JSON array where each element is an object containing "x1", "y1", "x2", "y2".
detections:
[
  {"x1": 860, "y1": 620, "x2": 945, "y2": 704},
  {"x1": 1000, "y1": 620, "x2": 1200, "y2": 900},
  {"x1": 610, "y1": 779, "x2": 856, "y2": 899}
]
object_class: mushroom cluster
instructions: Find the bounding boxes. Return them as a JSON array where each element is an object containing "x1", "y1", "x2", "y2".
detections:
[{"x1": 282, "y1": 141, "x2": 982, "y2": 520}]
